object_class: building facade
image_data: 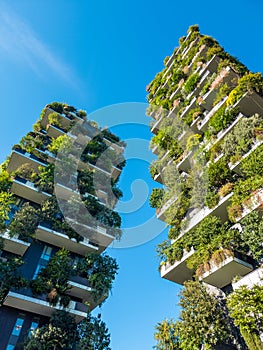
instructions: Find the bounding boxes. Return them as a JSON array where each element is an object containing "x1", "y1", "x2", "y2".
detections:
[
  {"x1": 0, "y1": 102, "x2": 125, "y2": 349},
  {"x1": 147, "y1": 25, "x2": 263, "y2": 349}
]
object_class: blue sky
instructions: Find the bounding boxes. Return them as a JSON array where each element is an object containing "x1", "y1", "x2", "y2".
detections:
[{"x1": 0, "y1": 1, "x2": 263, "y2": 349}]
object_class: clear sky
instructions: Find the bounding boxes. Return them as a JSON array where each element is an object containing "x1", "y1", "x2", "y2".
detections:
[{"x1": 0, "y1": 1, "x2": 263, "y2": 349}]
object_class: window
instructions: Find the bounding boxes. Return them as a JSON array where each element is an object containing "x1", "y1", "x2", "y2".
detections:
[
  {"x1": 40, "y1": 246, "x2": 52, "y2": 260},
  {"x1": 11, "y1": 317, "x2": 24, "y2": 336},
  {"x1": 33, "y1": 245, "x2": 52, "y2": 279},
  {"x1": 6, "y1": 314, "x2": 25, "y2": 349},
  {"x1": 6, "y1": 345, "x2": 14, "y2": 350},
  {"x1": 29, "y1": 318, "x2": 39, "y2": 336}
]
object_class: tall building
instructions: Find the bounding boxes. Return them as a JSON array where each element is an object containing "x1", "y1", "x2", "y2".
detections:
[
  {"x1": 147, "y1": 25, "x2": 263, "y2": 349},
  {"x1": 0, "y1": 102, "x2": 125, "y2": 349}
]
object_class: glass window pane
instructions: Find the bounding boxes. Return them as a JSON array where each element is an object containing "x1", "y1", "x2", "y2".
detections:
[
  {"x1": 6, "y1": 345, "x2": 15, "y2": 350},
  {"x1": 11, "y1": 317, "x2": 24, "y2": 336}
]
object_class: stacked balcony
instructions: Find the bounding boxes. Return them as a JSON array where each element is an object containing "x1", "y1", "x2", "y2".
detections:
[{"x1": 198, "y1": 251, "x2": 254, "y2": 288}]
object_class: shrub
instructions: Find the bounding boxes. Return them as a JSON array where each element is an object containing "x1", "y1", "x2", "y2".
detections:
[
  {"x1": 227, "y1": 72, "x2": 263, "y2": 106},
  {"x1": 183, "y1": 73, "x2": 200, "y2": 94},
  {"x1": 205, "y1": 190, "x2": 220, "y2": 208},
  {"x1": 150, "y1": 188, "x2": 165, "y2": 208}
]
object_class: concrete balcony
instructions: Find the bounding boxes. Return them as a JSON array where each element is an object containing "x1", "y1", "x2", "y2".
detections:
[
  {"x1": 104, "y1": 138, "x2": 125, "y2": 154},
  {"x1": 176, "y1": 151, "x2": 192, "y2": 172},
  {"x1": 198, "y1": 96, "x2": 228, "y2": 132},
  {"x1": 180, "y1": 97, "x2": 197, "y2": 120},
  {"x1": 4, "y1": 291, "x2": 87, "y2": 322},
  {"x1": 199, "y1": 67, "x2": 238, "y2": 112},
  {"x1": 35, "y1": 148, "x2": 56, "y2": 163},
  {"x1": 235, "y1": 188, "x2": 263, "y2": 222},
  {"x1": 160, "y1": 247, "x2": 195, "y2": 285},
  {"x1": 66, "y1": 218, "x2": 115, "y2": 248},
  {"x1": 35, "y1": 224, "x2": 98, "y2": 256},
  {"x1": 111, "y1": 166, "x2": 121, "y2": 180},
  {"x1": 232, "y1": 91, "x2": 263, "y2": 116},
  {"x1": 232, "y1": 267, "x2": 263, "y2": 290},
  {"x1": 204, "y1": 113, "x2": 244, "y2": 153},
  {"x1": 199, "y1": 251, "x2": 254, "y2": 288},
  {"x1": 229, "y1": 140, "x2": 263, "y2": 175},
  {"x1": 150, "y1": 114, "x2": 165, "y2": 135},
  {"x1": 40, "y1": 107, "x2": 73, "y2": 129},
  {"x1": 198, "y1": 54, "x2": 220, "y2": 79},
  {"x1": 7, "y1": 149, "x2": 47, "y2": 173},
  {"x1": 181, "y1": 192, "x2": 233, "y2": 236},
  {"x1": 11, "y1": 176, "x2": 52, "y2": 204},
  {"x1": 1, "y1": 231, "x2": 30, "y2": 256},
  {"x1": 46, "y1": 124, "x2": 66, "y2": 139},
  {"x1": 67, "y1": 275, "x2": 107, "y2": 309},
  {"x1": 156, "y1": 195, "x2": 177, "y2": 222}
]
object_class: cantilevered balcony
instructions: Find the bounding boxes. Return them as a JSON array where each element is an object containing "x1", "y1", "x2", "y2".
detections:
[
  {"x1": 160, "y1": 248, "x2": 195, "y2": 285},
  {"x1": 4, "y1": 291, "x2": 87, "y2": 322},
  {"x1": 198, "y1": 96, "x2": 228, "y2": 132},
  {"x1": 232, "y1": 267, "x2": 263, "y2": 290},
  {"x1": 204, "y1": 113, "x2": 244, "y2": 153},
  {"x1": 180, "y1": 97, "x2": 197, "y2": 120},
  {"x1": 40, "y1": 107, "x2": 73, "y2": 129},
  {"x1": 233, "y1": 91, "x2": 263, "y2": 116},
  {"x1": 35, "y1": 224, "x2": 98, "y2": 256},
  {"x1": 150, "y1": 114, "x2": 165, "y2": 135},
  {"x1": 67, "y1": 275, "x2": 107, "y2": 309},
  {"x1": 197, "y1": 54, "x2": 220, "y2": 79},
  {"x1": 1, "y1": 231, "x2": 30, "y2": 256},
  {"x1": 35, "y1": 148, "x2": 56, "y2": 163},
  {"x1": 156, "y1": 195, "x2": 178, "y2": 222},
  {"x1": 199, "y1": 251, "x2": 253, "y2": 288},
  {"x1": 111, "y1": 166, "x2": 121, "y2": 180},
  {"x1": 11, "y1": 176, "x2": 52, "y2": 204},
  {"x1": 181, "y1": 192, "x2": 233, "y2": 236},
  {"x1": 235, "y1": 188, "x2": 263, "y2": 222},
  {"x1": 7, "y1": 149, "x2": 47, "y2": 173},
  {"x1": 104, "y1": 138, "x2": 125, "y2": 154},
  {"x1": 66, "y1": 218, "x2": 115, "y2": 247},
  {"x1": 229, "y1": 140, "x2": 263, "y2": 175},
  {"x1": 199, "y1": 67, "x2": 238, "y2": 111},
  {"x1": 46, "y1": 124, "x2": 66, "y2": 139},
  {"x1": 176, "y1": 151, "x2": 192, "y2": 172}
]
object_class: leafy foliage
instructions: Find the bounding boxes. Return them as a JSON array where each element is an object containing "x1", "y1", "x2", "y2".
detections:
[
  {"x1": 154, "y1": 319, "x2": 180, "y2": 350},
  {"x1": 77, "y1": 253, "x2": 118, "y2": 304},
  {"x1": 24, "y1": 310, "x2": 77, "y2": 350},
  {"x1": 0, "y1": 257, "x2": 27, "y2": 305},
  {"x1": 227, "y1": 285, "x2": 263, "y2": 350},
  {"x1": 76, "y1": 313, "x2": 111, "y2": 350},
  {"x1": 177, "y1": 281, "x2": 231, "y2": 349},
  {"x1": 30, "y1": 249, "x2": 72, "y2": 306},
  {"x1": 9, "y1": 203, "x2": 40, "y2": 242},
  {"x1": 150, "y1": 188, "x2": 165, "y2": 208}
]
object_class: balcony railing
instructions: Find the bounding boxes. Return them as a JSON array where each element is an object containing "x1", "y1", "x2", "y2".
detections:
[
  {"x1": 11, "y1": 176, "x2": 52, "y2": 204},
  {"x1": 1, "y1": 231, "x2": 30, "y2": 256},
  {"x1": 199, "y1": 251, "x2": 254, "y2": 288},
  {"x1": 66, "y1": 218, "x2": 115, "y2": 248},
  {"x1": 232, "y1": 91, "x2": 263, "y2": 117},
  {"x1": 7, "y1": 148, "x2": 47, "y2": 173},
  {"x1": 232, "y1": 267, "x2": 263, "y2": 290},
  {"x1": 197, "y1": 96, "x2": 228, "y2": 132},
  {"x1": 156, "y1": 195, "x2": 178, "y2": 222},
  {"x1": 4, "y1": 290, "x2": 87, "y2": 322},
  {"x1": 35, "y1": 223, "x2": 98, "y2": 256},
  {"x1": 178, "y1": 192, "x2": 233, "y2": 239},
  {"x1": 160, "y1": 247, "x2": 195, "y2": 285},
  {"x1": 46, "y1": 124, "x2": 66, "y2": 138},
  {"x1": 229, "y1": 140, "x2": 263, "y2": 175},
  {"x1": 235, "y1": 188, "x2": 263, "y2": 222},
  {"x1": 40, "y1": 107, "x2": 73, "y2": 129}
]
